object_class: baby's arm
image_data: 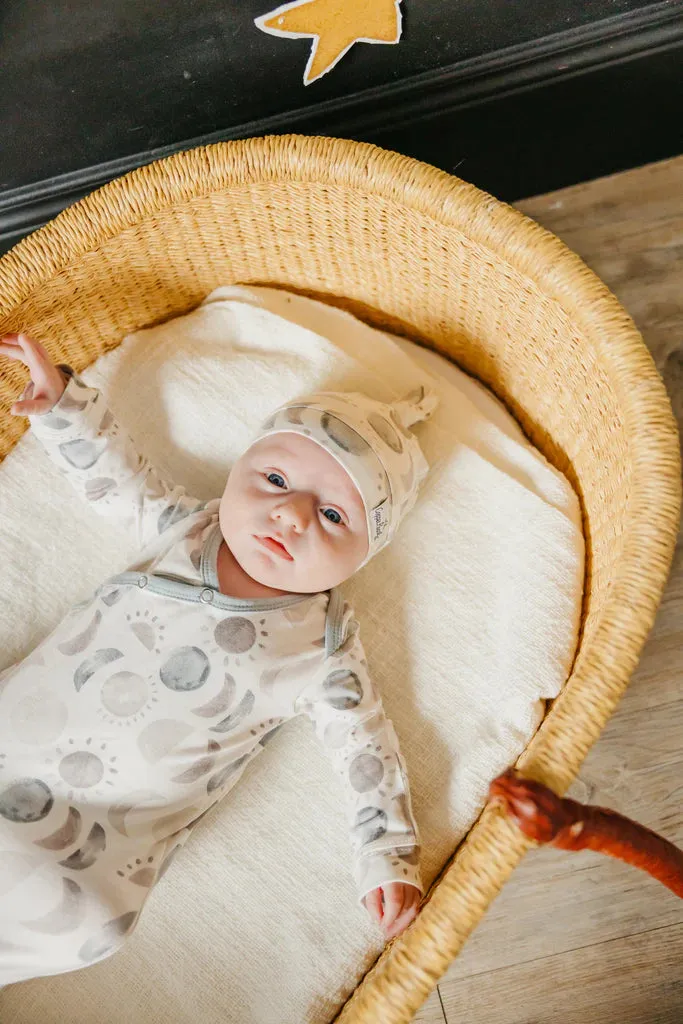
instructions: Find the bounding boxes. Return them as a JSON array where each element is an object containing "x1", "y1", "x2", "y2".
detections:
[
  {"x1": 2, "y1": 334, "x2": 205, "y2": 550},
  {"x1": 295, "y1": 605, "x2": 423, "y2": 932}
]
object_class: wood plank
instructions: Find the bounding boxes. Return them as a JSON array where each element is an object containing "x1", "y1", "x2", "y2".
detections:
[
  {"x1": 440, "y1": 924, "x2": 683, "y2": 1024},
  {"x1": 436, "y1": 704, "x2": 683, "y2": 983},
  {"x1": 412, "y1": 985, "x2": 447, "y2": 1024}
]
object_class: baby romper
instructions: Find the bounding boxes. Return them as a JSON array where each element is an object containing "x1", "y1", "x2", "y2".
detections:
[{"x1": 0, "y1": 366, "x2": 422, "y2": 986}]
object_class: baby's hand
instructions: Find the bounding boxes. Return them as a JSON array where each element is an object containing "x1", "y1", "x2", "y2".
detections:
[
  {"x1": 0, "y1": 333, "x2": 67, "y2": 416},
  {"x1": 363, "y1": 882, "x2": 421, "y2": 941}
]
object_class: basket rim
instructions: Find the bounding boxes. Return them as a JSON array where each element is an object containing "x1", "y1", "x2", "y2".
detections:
[
  {"x1": 0, "y1": 134, "x2": 671, "y2": 337},
  {"x1": 0, "y1": 135, "x2": 680, "y2": 1021}
]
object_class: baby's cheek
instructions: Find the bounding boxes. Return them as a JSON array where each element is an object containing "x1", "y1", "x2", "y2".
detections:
[{"x1": 313, "y1": 536, "x2": 363, "y2": 588}]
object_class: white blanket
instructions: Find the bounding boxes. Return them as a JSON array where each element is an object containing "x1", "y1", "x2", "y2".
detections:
[{"x1": 0, "y1": 286, "x2": 584, "y2": 1024}]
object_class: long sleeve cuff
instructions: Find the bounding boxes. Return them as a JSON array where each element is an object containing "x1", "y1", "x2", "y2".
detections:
[
  {"x1": 28, "y1": 363, "x2": 95, "y2": 432},
  {"x1": 354, "y1": 847, "x2": 423, "y2": 907}
]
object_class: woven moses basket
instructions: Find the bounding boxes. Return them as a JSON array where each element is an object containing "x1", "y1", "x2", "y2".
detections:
[{"x1": 0, "y1": 136, "x2": 680, "y2": 1022}]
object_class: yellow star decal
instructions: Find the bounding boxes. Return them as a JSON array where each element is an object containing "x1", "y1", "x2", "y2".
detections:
[{"x1": 255, "y1": 0, "x2": 403, "y2": 85}]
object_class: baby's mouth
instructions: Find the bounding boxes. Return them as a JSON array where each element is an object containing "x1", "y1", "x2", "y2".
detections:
[{"x1": 254, "y1": 535, "x2": 294, "y2": 562}]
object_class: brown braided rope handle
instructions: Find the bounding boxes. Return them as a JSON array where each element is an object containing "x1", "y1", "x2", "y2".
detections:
[{"x1": 490, "y1": 768, "x2": 683, "y2": 898}]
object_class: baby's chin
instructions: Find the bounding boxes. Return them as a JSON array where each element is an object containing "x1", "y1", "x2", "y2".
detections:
[
  {"x1": 249, "y1": 552, "x2": 336, "y2": 594},
  {"x1": 239, "y1": 545, "x2": 345, "y2": 594}
]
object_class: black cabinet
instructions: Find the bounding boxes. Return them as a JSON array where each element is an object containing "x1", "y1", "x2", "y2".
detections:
[{"x1": 1, "y1": 0, "x2": 681, "y2": 252}]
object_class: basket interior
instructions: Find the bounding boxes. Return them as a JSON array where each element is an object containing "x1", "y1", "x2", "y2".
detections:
[{"x1": 0, "y1": 138, "x2": 677, "y2": 792}]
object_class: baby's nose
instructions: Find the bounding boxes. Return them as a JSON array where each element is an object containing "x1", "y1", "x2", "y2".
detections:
[{"x1": 273, "y1": 493, "x2": 312, "y2": 531}]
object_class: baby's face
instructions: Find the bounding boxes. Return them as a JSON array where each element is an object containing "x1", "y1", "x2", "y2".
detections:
[{"x1": 219, "y1": 433, "x2": 369, "y2": 593}]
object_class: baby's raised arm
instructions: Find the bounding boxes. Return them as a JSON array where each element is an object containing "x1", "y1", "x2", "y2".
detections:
[{"x1": 1, "y1": 333, "x2": 206, "y2": 551}]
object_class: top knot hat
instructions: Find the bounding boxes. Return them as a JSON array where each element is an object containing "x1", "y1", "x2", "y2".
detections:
[{"x1": 247, "y1": 385, "x2": 439, "y2": 566}]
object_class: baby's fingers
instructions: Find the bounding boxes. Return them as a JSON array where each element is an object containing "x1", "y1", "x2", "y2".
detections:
[
  {"x1": 0, "y1": 340, "x2": 30, "y2": 364},
  {"x1": 383, "y1": 900, "x2": 419, "y2": 941},
  {"x1": 380, "y1": 883, "x2": 406, "y2": 932},
  {"x1": 363, "y1": 888, "x2": 384, "y2": 927},
  {"x1": 10, "y1": 397, "x2": 54, "y2": 417}
]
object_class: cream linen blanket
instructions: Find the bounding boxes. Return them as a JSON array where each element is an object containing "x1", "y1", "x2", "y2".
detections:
[{"x1": 0, "y1": 286, "x2": 584, "y2": 1024}]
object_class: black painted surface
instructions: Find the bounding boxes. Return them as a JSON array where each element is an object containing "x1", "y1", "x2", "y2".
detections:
[
  {"x1": 0, "y1": 0, "x2": 673, "y2": 190},
  {"x1": 365, "y1": 44, "x2": 683, "y2": 200}
]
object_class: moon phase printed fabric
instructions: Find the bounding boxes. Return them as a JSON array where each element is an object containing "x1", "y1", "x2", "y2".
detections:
[{"x1": 0, "y1": 370, "x2": 421, "y2": 985}]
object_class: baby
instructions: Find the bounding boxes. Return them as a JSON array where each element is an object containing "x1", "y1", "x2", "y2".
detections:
[{"x1": 0, "y1": 332, "x2": 437, "y2": 987}]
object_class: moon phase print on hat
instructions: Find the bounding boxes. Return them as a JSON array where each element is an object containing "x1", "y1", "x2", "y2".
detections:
[
  {"x1": 191, "y1": 673, "x2": 237, "y2": 717},
  {"x1": 0, "y1": 777, "x2": 54, "y2": 823},
  {"x1": 22, "y1": 877, "x2": 86, "y2": 935},
  {"x1": 321, "y1": 413, "x2": 370, "y2": 456},
  {"x1": 58, "y1": 822, "x2": 106, "y2": 870},
  {"x1": 210, "y1": 689, "x2": 255, "y2": 734},
  {"x1": 78, "y1": 910, "x2": 138, "y2": 963},
  {"x1": 58, "y1": 438, "x2": 104, "y2": 469},
  {"x1": 349, "y1": 753, "x2": 384, "y2": 793},
  {"x1": 159, "y1": 646, "x2": 210, "y2": 691},
  {"x1": 368, "y1": 412, "x2": 403, "y2": 453},
  {"x1": 323, "y1": 669, "x2": 363, "y2": 710},
  {"x1": 352, "y1": 806, "x2": 388, "y2": 845},
  {"x1": 58, "y1": 610, "x2": 103, "y2": 656},
  {"x1": 214, "y1": 616, "x2": 257, "y2": 654},
  {"x1": 285, "y1": 406, "x2": 305, "y2": 425},
  {"x1": 74, "y1": 648, "x2": 124, "y2": 692},
  {"x1": 85, "y1": 477, "x2": 117, "y2": 502},
  {"x1": 33, "y1": 806, "x2": 83, "y2": 850}
]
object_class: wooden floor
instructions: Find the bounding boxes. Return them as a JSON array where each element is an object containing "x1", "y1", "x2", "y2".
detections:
[{"x1": 415, "y1": 155, "x2": 683, "y2": 1024}]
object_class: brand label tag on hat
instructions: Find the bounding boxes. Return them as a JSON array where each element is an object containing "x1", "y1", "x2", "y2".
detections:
[{"x1": 371, "y1": 499, "x2": 390, "y2": 542}]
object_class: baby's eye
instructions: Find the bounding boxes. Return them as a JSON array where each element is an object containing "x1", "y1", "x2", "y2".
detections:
[
  {"x1": 322, "y1": 508, "x2": 343, "y2": 525},
  {"x1": 266, "y1": 472, "x2": 286, "y2": 488}
]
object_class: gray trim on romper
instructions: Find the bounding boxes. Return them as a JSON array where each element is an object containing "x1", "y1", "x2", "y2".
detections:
[{"x1": 104, "y1": 521, "x2": 348, "y2": 657}]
